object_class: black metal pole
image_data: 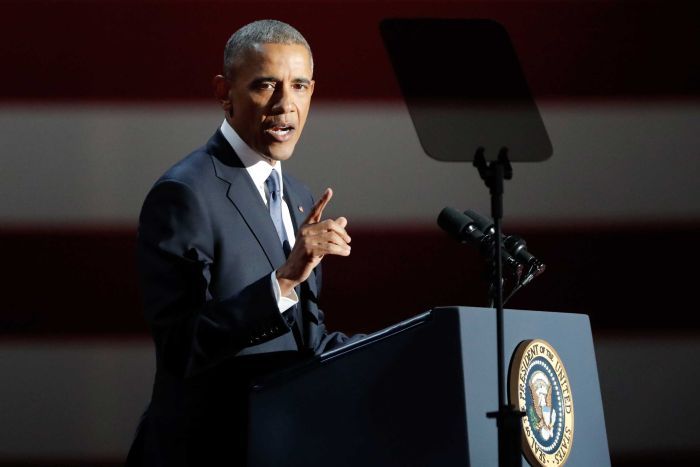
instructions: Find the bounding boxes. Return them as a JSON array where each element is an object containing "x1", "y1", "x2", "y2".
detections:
[
  {"x1": 476, "y1": 148, "x2": 523, "y2": 467},
  {"x1": 492, "y1": 171, "x2": 506, "y2": 410}
]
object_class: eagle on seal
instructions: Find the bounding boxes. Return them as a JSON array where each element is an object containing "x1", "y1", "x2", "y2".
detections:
[{"x1": 529, "y1": 370, "x2": 557, "y2": 441}]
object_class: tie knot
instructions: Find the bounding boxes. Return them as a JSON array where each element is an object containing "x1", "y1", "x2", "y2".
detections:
[{"x1": 265, "y1": 170, "x2": 281, "y2": 198}]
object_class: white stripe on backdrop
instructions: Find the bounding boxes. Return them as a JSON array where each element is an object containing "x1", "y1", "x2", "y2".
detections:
[{"x1": 1, "y1": 100, "x2": 699, "y2": 226}]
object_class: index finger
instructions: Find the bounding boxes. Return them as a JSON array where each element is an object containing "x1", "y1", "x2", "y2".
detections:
[{"x1": 304, "y1": 188, "x2": 333, "y2": 225}]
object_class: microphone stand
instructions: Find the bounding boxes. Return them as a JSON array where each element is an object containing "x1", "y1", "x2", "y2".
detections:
[{"x1": 475, "y1": 147, "x2": 525, "y2": 467}]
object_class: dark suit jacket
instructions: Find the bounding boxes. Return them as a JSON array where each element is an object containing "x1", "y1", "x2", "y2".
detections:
[{"x1": 127, "y1": 130, "x2": 351, "y2": 466}]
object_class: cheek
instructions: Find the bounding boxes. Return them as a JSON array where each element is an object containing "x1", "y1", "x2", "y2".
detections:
[
  {"x1": 233, "y1": 93, "x2": 264, "y2": 115},
  {"x1": 296, "y1": 102, "x2": 312, "y2": 125},
  {"x1": 235, "y1": 106, "x2": 262, "y2": 129}
]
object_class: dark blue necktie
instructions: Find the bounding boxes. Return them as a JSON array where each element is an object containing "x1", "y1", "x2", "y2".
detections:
[{"x1": 266, "y1": 170, "x2": 303, "y2": 346}]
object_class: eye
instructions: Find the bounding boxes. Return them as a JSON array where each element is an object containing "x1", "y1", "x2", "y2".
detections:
[
  {"x1": 254, "y1": 81, "x2": 276, "y2": 91},
  {"x1": 292, "y1": 82, "x2": 309, "y2": 91}
]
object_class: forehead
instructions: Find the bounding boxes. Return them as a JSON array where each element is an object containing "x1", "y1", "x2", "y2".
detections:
[{"x1": 236, "y1": 43, "x2": 313, "y2": 78}]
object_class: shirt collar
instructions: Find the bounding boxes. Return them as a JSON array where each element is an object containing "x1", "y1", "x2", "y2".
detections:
[{"x1": 220, "y1": 119, "x2": 283, "y2": 200}]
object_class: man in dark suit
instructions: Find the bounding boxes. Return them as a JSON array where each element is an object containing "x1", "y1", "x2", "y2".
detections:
[{"x1": 127, "y1": 20, "x2": 355, "y2": 466}]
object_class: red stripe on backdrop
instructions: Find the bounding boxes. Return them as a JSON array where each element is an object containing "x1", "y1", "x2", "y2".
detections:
[
  {"x1": 1, "y1": 223, "x2": 699, "y2": 337},
  {"x1": 0, "y1": 1, "x2": 698, "y2": 101}
]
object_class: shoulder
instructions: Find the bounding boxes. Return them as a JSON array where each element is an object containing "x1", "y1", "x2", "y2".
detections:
[
  {"x1": 149, "y1": 129, "x2": 234, "y2": 187},
  {"x1": 156, "y1": 146, "x2": 217, "y2": 190},
  {"x1": 139, "y1": 141, "x2": 222, "y2": 220}
]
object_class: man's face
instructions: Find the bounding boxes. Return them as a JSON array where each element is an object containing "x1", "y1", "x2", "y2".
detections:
[{"x1": 227, "y1": 43, "x2": 314, "y2": 162}]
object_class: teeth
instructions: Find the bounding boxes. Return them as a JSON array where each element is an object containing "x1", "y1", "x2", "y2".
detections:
[{"x1": 270, "y1": 127, "x2": 291, "y2": 135}]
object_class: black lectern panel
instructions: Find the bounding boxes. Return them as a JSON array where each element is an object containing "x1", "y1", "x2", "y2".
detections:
[{"x1": 247, "y1": 311, "x2": 469, "y2": 467}]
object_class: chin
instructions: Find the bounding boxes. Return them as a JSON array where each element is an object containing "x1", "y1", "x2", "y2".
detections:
[{"x1": 266, "y1": 143, "x2": 297, "y2": 161}]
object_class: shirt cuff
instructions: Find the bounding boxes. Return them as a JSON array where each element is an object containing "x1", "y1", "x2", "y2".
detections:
[{"x1": 270, "y1": 271, "x2": 299, "y2": 313}]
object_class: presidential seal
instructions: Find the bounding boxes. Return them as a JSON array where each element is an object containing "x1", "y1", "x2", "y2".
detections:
[{"x1": 509, "y1": 339, "x2": 574, "y2": 466}]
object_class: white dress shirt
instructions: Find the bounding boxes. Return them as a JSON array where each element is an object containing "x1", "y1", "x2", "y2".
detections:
[{"x1": 220, "y1": 120, "x2": 299, "y2": 313}]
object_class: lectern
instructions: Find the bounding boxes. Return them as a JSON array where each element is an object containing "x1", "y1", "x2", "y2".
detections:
[{"x1": 247, "y1": 307, "x2": 610, "y2": 466}]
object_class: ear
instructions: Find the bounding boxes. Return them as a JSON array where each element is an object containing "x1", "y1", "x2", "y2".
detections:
[
  {"x1": 308, "y1": 79, "x2": 315, "y2": 97},
  {"x1": 213, "y1": 75, "x2": 233, "y2": 116}
]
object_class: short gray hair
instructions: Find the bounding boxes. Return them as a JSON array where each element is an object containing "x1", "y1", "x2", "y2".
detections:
[{"x1": 223, "y1": 19, "x2": 313, "y2": 79}]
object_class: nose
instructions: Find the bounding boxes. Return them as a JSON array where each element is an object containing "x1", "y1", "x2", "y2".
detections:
[{"x1": 270, "y1": 84, "x2": 295, "y2": 114}]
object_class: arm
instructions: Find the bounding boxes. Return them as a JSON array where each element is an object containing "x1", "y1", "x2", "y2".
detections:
[
  {"x1": 276, "y1": 188, "x2": 364, "y2": 353},
  {"x1": 138, "y1": 179, "x2": 290, "y2": 378}
]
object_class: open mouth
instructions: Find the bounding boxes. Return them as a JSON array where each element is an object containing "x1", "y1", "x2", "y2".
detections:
[{"x1": 265, "y1": 123, "x2": 296, "y2": 142}]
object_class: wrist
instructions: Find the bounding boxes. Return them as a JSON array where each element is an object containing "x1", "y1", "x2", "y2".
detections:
[{"x1": 275, "y1": 269, "x2": 298, "y2": 297}]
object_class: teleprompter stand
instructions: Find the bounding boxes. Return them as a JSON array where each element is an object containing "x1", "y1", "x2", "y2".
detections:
[
  {"x1": 474, "y1": 148, "x2": 525, "y2": 467},
  {"x1": 380, "y1": 18, "x2": 553, "y2": 467}
]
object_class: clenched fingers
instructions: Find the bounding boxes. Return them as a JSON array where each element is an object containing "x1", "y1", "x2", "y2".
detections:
[
  {"x1": 300, "y1": 218, "x2": 351, "y2": 245},
  {"x1": 307, "y1": 238, "x2": 352, "y2": 257},
  {"x1": 298, "y1": 234, "x2": 351, "y2": 258}
]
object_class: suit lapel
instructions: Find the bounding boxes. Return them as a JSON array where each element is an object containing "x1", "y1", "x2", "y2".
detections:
[
  {"x1": 207, "y1": 130, "x2": 287, "y2": 270},
  {"x1": 282, "y1": 179, "x2": 305, "y2": 239},
  {"x1": 207, "y1": 129, "x2": 321, "y2": 333}
]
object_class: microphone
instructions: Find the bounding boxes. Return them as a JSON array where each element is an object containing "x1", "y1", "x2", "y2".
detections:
[
  {"x1": 504, "y1": 235, "x2": 543, "y2": 270},
  {"x1": 437, "y1": 207, "x2": 485, "y2": 244},
  {"x1": 463, "y1": 209, "x2": 494, "y2": 235},
  {"x1": 463, "y1": 209, "x2": 546, "y2": 282},
  {"x1": 437, "y1": 207, "x2": 523, "y2": 276}
]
